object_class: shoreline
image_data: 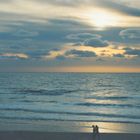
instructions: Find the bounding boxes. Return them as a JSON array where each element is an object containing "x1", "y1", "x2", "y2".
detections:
[
  {"x1": 0, "y1": 131, "x2": 139, "y2": 140},
  {"x1": 0, "y1": 120, "x2": 140, "y2": 133}
]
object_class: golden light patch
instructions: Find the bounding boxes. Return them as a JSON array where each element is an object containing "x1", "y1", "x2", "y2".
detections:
[
  {"x1": 2, "y1": 53, "x2": 28, "y2": 59},
  {"x1": 83, "y1": 8, "x2": 140, "y2": 28},
  {"x1": 38, "y1": 66, "x2": 140, "y2": 73},
  {"x1": 76, "y1": 45, "x2": 125, "y2": 57},
  {"x1": 85, "y1": 9, "x2": 121, "y2": 28}
]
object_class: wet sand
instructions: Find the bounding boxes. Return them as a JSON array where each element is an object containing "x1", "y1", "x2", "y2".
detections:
[
  {"x1": 0, "y1": 131, "x2": 139, "y2": 140},
  {"x1": 0, "y1": 120, "x2": 140, "y2": 140},
  {"x1": 0, "y1": 120, "x2": 140, "y2": 133}
]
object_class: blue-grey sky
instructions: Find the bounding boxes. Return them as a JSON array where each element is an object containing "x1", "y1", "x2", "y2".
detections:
[{"x1": 0, "y1": 0, "x2": 140, "y2": 72}]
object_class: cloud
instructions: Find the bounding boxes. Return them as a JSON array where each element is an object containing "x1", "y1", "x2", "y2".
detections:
[
  {"x1": 13, "y1": 29, "x2": 39, "y2": 37},
  {"x1": 65, "y1": 49, "x2": 97, "y2": 57},
  {"x1": 36, "y1": 0, "x2": 83, "y2": 7},
  {"x1": 26, "y1": 51, "x2": 49, "y2": 59},
  {"x1": 0, "y1": 53, "x2": 29, "y2": 60},
  {"x1": 66, "y1": 33, "x2": 101, "y2": 40},
  {"x1": 120, "y1": 28, "x2": 140, "y2": 39},
  {"x1": 0, "y1": 0, "x2": 139, "y2": 72},
  {"x1": 113, "y1": 54, "x2": 125, "y2": 58},
  {"x1": 32, "y1": 0, "x2": 140, "y2": 17},
  {"x1": 84, "y1": 38, "x2": 109, "y2": 48},
  {"x1": 47, "y1": 0, "x2": 140, "y2": 17},
  {"x1": 124, "y1": 48, "x2": 140, "y2": 56},
  {"x1": 0, "y1": 0, "x2": 139, "y2": 35},
  {"x1": 55, "y1": 55, "x2": 66, "y2": 60},
  {"x1": 96, "y1": 0, "x2": 140, "y2": 17},
  {"x1": 66, "y1": 33, "x2": 110, "y2": 48}
]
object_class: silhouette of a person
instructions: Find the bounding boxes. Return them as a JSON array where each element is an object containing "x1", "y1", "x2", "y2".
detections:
[
  {"x1": 95, "y1": 125, "x2": 100, "y2": 140},
  {"x1": 92, "y1": 125, "x2": 96, "y2": 140},
  {"x1": 92, "y1": 125, "x2": 96, "y2": 133},
  {"x1": 95, "y1": 125, "x2": 99, "y2": 133}
]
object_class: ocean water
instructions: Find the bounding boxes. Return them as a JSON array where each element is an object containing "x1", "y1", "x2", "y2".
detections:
[{"x1": 0, "y1": 73, "x2": 140, "y2": 132}]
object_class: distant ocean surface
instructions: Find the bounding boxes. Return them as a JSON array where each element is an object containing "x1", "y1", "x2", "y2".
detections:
[{"x1": 0, "y1": 73, "x2": 140, "y2": 131}]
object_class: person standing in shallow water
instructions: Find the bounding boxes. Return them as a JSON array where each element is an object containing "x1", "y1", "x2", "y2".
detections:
[
  {"x1": 92, "y1": 125, "x2": 96, "y2": 133},
  {"x1": 92, "y1": 125, "x2": 100, "y2": 140},
  {"x1": 92, "y1": 125, "x2": 96, "y2": 140},
  {"x1": 95, "y1": 125, "x2": 99, "y2": 133}
]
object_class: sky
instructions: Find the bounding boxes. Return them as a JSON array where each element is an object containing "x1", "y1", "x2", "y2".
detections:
[{"x1": 0, "y1": 0, "x2": 140, "y2": 72}]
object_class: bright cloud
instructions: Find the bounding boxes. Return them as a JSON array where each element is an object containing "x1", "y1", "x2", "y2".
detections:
[
  {"x1": 84, "y1": 38, "x2": 109, "y2": 48},
  {"x1": 120, "y1": 28, "x2": 140, "y2": 39},
  {"x1": 0, "y1": 53, "x2": 29, "y2": 59}
]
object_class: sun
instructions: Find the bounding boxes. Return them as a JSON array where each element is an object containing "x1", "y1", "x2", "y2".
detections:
[{"x1": 87, "y1": 10, "x2": 119, "y2": 28}]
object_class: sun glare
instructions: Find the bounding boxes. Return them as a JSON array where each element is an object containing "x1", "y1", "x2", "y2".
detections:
[{"x1": 87, "y1": 10, "x2": 119, "y2": 28}]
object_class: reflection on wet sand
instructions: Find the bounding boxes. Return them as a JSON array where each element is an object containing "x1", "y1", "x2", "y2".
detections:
[
  {"x1": 78, "y1": 122, "x2": 140, "y2": 133},
  {"x1": 0, "y1": 119, "x2": 140, "y2": 134}
]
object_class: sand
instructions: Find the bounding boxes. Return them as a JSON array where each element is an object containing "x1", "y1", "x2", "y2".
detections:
[
  {"x1": 0, "y1": 120, "x2": 140, "y2": 139},
  {"x1": 0, "y1": 131, "x2": 139, "y2": 140}
]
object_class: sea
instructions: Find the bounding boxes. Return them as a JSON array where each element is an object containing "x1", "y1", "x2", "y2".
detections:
[{"x1": 0, "y1": 73, "x2": 140, "y2": 133}]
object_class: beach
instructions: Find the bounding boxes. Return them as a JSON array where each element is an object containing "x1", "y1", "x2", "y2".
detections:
[
  {"x1": 0, "y1": 131, "x2": 139, "y2": 140},
  {"x1": 0, "y1": 120, "x2": 140, "y2": 140}
]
